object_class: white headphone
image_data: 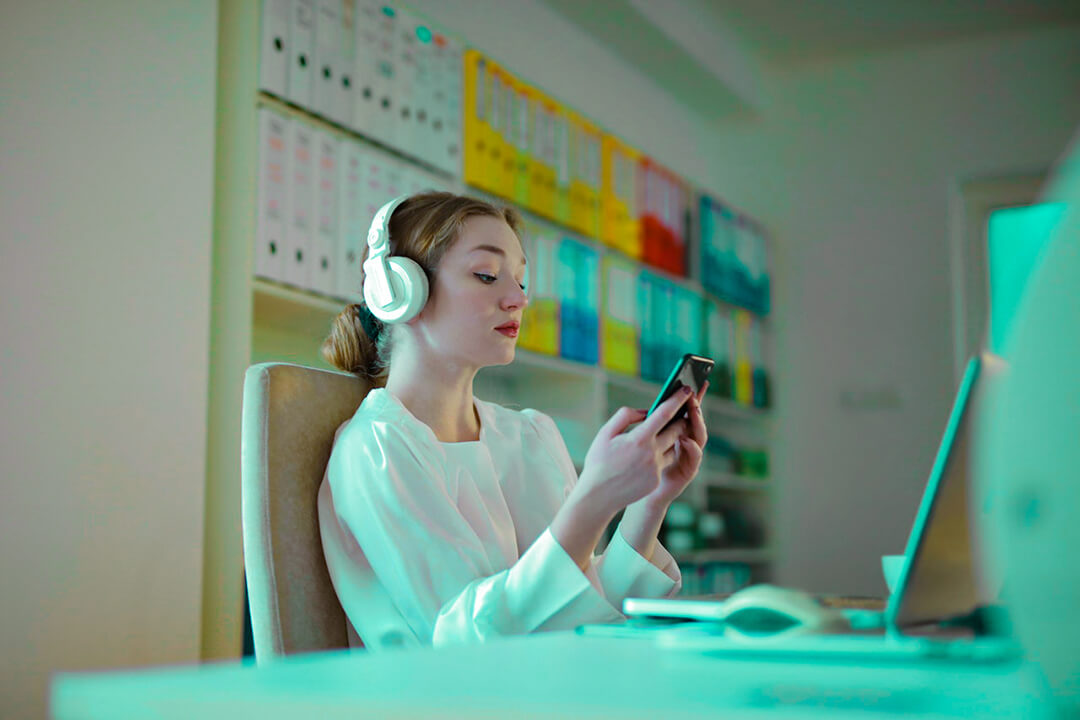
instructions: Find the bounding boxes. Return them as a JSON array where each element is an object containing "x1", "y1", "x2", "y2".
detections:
[{"x1": 361, "y1": 195, "x2": 429, "y2": 323}]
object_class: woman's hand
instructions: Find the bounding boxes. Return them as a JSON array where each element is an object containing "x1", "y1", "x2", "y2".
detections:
[
  {"x1": 573, "y1": 385, "x2": 698, "y2": 518},
  {"x1": 649, "y1": 381, "x2": 709, "y2": 506},
  {"x1": 552, "y1": 384, "x2": 708, "y2": 571}
]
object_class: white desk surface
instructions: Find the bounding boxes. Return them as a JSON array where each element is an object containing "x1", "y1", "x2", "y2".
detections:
[{"x1": 51, "y1": 631, "x2": 1052, "y2": 719}]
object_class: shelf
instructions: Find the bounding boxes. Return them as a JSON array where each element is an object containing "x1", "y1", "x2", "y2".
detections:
[
  {"x1": 699, "y1": 472, "x2": 770, "y2": 492},
  {"x1": 673, "y1": 548, "x2": 772, "y2": 565},
  {"x1": 256, "y1": 91, "x2": 455, "y2": 181},
  {"x1": 250, "y1": 280, "x2": 772, "y2": 423},
  {"x1": 259, "y1": 95, "x2": 772, "y2": 325},
  {"x1": 497, "y1": 348, "x2": 604, "y2": 382},
  {"x1": 252, "y1": 278, "x2": 345, "y2": 337},
  {"x1": 704, "y1": 396, "x2": 769, "y2": 423}
]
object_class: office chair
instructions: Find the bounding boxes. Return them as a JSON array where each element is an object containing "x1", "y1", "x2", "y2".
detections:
[{"x1": 240, "y1": 362, "x2": 371, "y2": 662}]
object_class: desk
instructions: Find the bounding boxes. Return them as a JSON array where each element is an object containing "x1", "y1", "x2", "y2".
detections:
[{"x1": 52, "y1": 632, "x2": 1052, "y2": 719}]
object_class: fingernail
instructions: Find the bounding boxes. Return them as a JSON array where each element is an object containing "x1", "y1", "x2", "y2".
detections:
[{"x1": 682, "y1": 386, "x2": 692, "y2": 396}]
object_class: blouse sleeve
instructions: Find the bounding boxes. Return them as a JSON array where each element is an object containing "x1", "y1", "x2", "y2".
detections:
[
  {"x1": 324, "y1": 421, "x2": 624, "y2": 648},
  {"x1": 524, "y1": 411, "x2": 682, "y2": 608}
]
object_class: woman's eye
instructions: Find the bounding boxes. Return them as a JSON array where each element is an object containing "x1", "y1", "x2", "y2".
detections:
[{"x1": 474, "y1": 273, "x2": 497, "y2": 284}]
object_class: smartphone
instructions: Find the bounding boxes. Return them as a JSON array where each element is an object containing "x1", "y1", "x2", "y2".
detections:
[{"x1": 647, "y1": 353, "x2": 715, "y2": 430}]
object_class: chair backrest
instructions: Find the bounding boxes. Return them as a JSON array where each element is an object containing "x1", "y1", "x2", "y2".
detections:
[{"x1": 241, "y1": 362, "x2": 371, "y2": 662}]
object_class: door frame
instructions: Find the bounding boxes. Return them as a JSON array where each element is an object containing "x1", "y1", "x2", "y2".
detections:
[{"x1": 947, "y1": 172, "x2": 1046, "y2": 382}]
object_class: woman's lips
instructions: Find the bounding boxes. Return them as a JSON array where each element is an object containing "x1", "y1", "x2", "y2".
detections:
[{"x1": 496, "y1": 326, "x2": 518, "y2": 338}]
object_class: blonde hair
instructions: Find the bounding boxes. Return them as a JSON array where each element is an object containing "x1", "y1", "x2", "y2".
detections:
[{"x1": 322, "y1": 192, "x2": 522, "y2": 385}]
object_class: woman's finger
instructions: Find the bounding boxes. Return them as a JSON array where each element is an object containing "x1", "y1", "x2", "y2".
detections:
[
  {"x1": 661, "y1": 442, "x2": 678, "y2": 466},
  {"x1": 688, "y1": 395, "x2": 707, "y2": 448},
  {"x1": 680, "y1": 436, "x2": 703, "y2": 467},
  {"x1": 599, "y1": 406, "x2": 648, "y2": 440},
  {"x1": 656, "y1": 417, "x2": 687, "y2": 452},
  {"x1": 639, "y1": 386, "x2": 693, "y2": 437}
]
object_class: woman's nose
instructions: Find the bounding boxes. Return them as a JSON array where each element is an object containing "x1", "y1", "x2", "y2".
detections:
[{"x1": 501, "y1": 282, "x2": 528, "y2": 310}]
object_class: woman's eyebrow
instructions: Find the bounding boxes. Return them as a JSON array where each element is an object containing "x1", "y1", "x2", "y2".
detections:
[{"x1": 468, "y1": 244, "x2": 527, "y2": 266}]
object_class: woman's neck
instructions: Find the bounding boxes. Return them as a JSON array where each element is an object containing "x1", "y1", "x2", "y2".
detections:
[{"x1": 385, "y1": 350, "x2": 481, "y2": 443}]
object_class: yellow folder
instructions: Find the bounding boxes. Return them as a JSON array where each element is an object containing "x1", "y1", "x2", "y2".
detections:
[
  {"x1": 580, "y1": 117, "x2": 602, "y2": 240},
  {"x1": 566, "y1": 109, "x2": 590, "y2": 237},
  {"x1": 486, "y1": 62, "x2": 508, "y2": 196},
  {"x1": 536, "y1": 97, "x2": 559, "y2": 220},
  {"x1": 601, "y1": 135, "x2": 643, "y2": 258},
  {"x1": 511, "y1": 77, "x2": 532, "y2": 209},
  {"x1": 519, "y1": 219, "x2": 559, "y2": 356},
  {"x1": 462, "y1": 48, "x2": 495, "y2": 193},
  {"x1": 552, "y1": 101, "x2": 572, "y2": 227},
  {"x1": 600, "y1": 254, "x2": 640, "y2": 376},
  {"x1": 734, "y1": 310, "x2": 753, "y2": 405}
]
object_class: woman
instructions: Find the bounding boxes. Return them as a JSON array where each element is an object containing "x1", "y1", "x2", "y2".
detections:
[{"x1": 318, "y1": 192, "x2": 708, "y2": 649}]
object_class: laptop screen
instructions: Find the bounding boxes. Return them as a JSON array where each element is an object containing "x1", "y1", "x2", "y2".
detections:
[{"x1": 886, "y1": 354, "x2": 1004, "y2": 630}]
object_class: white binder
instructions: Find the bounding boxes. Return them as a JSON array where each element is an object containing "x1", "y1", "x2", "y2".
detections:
[
  {"x1": 311, "y1": 0, "x2": 340, "y2": 121},
  {"x1": 335, "y1": 0, "x2": 356, "y2": 129},
  {"x1": 441, "y1": 36, "x2": 463, "y2": 177},
  {"x1": 362, "y1": 149, "x2": 388, "y2": 213},
  {"x1": 284, "y1": 117, "x2": 315, "y2": 289},
  {"x1": 367, "y1": 3, "x2": 398, "y2": 147},
  {"x1": 311, "y1": 128, "x2": 339, "y2": 296},
  {"x1": 352, "y1": 0, "x2": 379, "y2": 136},
  {"x1": 258, "y1": 0, "x2": 290, "y2": 98},
  {"x1": 383, "y1": 153, "x2": 405, "y2": 203},
  {"x1": 426, "y1": 33, "x2": 448, "y2": 173},
  {"x1": 392, "y1": 7, "x2": 419, "y2": 157},
  {"x1": 255, "y1": 107, "x2": 289, "y2": 282},
  {"x1": 411, "y1": 24, "x2": 436, "y2": 166},
  {"x1": 286, "y1": 0, "x2": 316, "y2": 110},
  {"x1": 336, "y1": 138, "x2": 368, "y2": 300}
]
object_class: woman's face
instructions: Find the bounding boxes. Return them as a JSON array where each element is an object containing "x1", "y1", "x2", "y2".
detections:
[{"x1": 415, "y1": 215, "x2": 529, "y2": 369}]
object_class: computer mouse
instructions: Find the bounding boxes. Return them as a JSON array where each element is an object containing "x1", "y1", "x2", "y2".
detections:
[{"x1": 720, "y1": 584, "x2": 850, "y2": 641}]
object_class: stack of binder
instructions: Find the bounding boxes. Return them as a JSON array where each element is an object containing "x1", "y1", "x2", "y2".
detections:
[
  {"x1": 260, "y1": 0, "x2": 463, "y2": 176},
  {"x1": 462, "y1": 49, "x2": 575, "y2": 226},
  {"x1": 637, "y1": 272, "x2": 706, "y2": 384},
  {"x1": 255, "y1": 106, "x2": 452, "y2": 300},
  {"x1": 639, "y1": 158, "x2": 687, "y2": 276},
  {"x1": 700, "y1": 194, "x2": 771, "y2": 316}
]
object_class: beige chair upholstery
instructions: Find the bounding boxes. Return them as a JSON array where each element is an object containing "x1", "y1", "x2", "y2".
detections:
[{"x1": 241, "y1": 362, "x2": 371, "y2": 662}]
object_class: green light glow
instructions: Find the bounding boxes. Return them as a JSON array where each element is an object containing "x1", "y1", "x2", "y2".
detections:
[
  {"x1": 416, "y1": 26, "x2": 432, "y2": 43},
  {"x1": 987, "y1": 202, "x2": 1066, "y2": 353}
]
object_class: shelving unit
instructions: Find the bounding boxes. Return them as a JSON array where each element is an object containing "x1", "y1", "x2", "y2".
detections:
[{"x1": 207, "y1": 0, "x2": 776, "y2": 657}]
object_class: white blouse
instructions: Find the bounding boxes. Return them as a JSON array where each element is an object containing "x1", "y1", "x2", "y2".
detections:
[{"x1": 318, "y1": 388, "x2": 681, "y2": 650}]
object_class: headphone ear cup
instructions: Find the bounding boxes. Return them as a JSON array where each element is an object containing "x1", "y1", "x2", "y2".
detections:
[{"x1": 363, "y1": 256, "x2": 429, "y2": 324}]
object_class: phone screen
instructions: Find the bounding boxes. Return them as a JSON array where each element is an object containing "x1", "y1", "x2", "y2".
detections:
[{"x1": 647, "y1": 353, "x2": 715, "y2": 429}]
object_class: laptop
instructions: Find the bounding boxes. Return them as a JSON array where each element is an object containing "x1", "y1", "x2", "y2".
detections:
[{"x1": 614, "y1": 353, "x2": 1018, "y2": 662}]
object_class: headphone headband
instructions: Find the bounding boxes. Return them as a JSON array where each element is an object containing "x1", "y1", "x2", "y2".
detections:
[
  {"x1": 363, "y1": 195, "x2": 410, "y2": 309},
  {"x1": 366, "y1": 194, "x2": 409, "y2": 255}
]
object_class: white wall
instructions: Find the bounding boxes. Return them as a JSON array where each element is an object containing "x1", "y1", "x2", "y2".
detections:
[
  {"x1": 0, "y1": 2, "x2": 218, "y2": 718},
  {"x1": 705, "y1": 26, "x2": 1080, "y2": 594}
]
